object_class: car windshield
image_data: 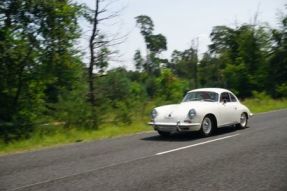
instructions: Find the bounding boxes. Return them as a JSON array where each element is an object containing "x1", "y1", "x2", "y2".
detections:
[{"x1": 182, "y1": 91, "x2": 219, "y2": 102}]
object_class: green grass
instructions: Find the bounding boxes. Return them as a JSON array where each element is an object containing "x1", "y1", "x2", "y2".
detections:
[
  {"x1": 1, "y1": 98, "x2": 287, "y2": 155},
  {"x1": 242, "y1": 98, "x2": 287, "y2": 113},
  {"x1": 0, "y1": 121, "x2": 151, "y2": 155}
]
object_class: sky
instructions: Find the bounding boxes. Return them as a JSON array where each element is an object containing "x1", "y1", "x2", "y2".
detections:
[{"x1": 77, "y1": 0, "x2": 286, "y2": 70}]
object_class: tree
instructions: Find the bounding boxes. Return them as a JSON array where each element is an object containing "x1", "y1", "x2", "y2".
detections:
[
  {"x1": 268, "y1": 10, "x2": 287, "y2": 97},
  {"x1": 198, "y1": 52, "x2": 223, "y2": 87},
  {"x1": 96, "y1": 46, "x2": 110, "y2": 74},
  {"x1": 38, "y1": 1, "x2": 84, "y2": 104},
  {"x1": 84, "y1": 0, "x2": 123, "y2": 127},
  {"x1": 86, "y1": 0, "x2": 100, "y2": 107},
  {"x1": 208, "y1": 24, "x2": 270, "y2": 97},
  {"x1": 0, "y1": 0, "x2": 47, "y2": 141},
  {"x1": 170, "y1": 46, "x2": 198, "y2": 89},
  {"x1": 155, "y1": 68, "x2": 188, "y2": 102},
  {"x1": 135, "y1": 15, "x2": 154, "y2": 37},
  {"x1": 0, "y1": 0, "x2": 84, "y2": 142},
  {"x1": 145, "y1": 34, "x2": 167, "y2": 53},
  {"x1": 135, "y1": 15, "x2": 167, "y2": 75},
  {"x1": 134, "y1": 49, "x2": 144, "y2": 71}
]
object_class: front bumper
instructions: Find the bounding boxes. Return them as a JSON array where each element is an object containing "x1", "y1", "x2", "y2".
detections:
[{"x1": 148, "y1": 121, "x2": 201, "y2": 133}]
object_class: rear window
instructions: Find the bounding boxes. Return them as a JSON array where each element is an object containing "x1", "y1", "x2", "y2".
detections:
[{"x1": 229, "y1": 93, "x2": 237, "y2": 102}]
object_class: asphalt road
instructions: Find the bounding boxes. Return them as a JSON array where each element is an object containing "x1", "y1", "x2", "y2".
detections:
[{"x1": 0, "y1": 110, "x2": 287, "y2": 191}]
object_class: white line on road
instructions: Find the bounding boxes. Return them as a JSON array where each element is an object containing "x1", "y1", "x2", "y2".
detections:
[
  {"x1": 156, "y1": 134, "x2": 240, "y2": 155},
  {"x1": 9, "y1": 133, "x2": 239, "y2": 191}
]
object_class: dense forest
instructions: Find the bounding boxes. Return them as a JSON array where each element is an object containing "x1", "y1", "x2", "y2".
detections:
[{"x1": 0, "y1": 1, "x2": 287, "y2": 144}]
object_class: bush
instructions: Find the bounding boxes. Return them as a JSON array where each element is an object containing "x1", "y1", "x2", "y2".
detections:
[
  {"x1": 276, "y1": 83, "x2": 287, "y2": 98},
  {"x1": 252, "y1": 91, "x2": 271, "y2": 100},
  {"x1": 155, "y1": 69, "x2": 188, "y2": 102},
  {"x1": 53, "y1": 96, "x2": 96, "y2": 129},
  {"x1": 114, "y1": 101, "x2": 132, "y2": 124},
  {"x1": 52, "y1": 79, "x2": 99, "y2": 129},
  {"x1": 0, "y1": 117, "x2": 34, "y2": 143}
]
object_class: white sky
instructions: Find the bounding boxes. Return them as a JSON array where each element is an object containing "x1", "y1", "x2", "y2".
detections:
[{"x1": 76, "y1": 0, "x2": 286, "y2": 70}]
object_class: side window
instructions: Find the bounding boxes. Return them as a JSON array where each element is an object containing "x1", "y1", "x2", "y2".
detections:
[
  {"x1": 229, "y1": 93, "x2": 237, "y2": 102},
  {"x1": 220, "y1": 92, "x2": 231, "y2": 102}
]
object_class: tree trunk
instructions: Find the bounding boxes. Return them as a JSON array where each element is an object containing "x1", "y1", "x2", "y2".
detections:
[{"x1": 88, "y1": 0, "x2": 100, "y2": 106}]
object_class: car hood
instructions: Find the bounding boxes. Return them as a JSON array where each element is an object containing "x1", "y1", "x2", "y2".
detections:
[{"x1": 155, "y1": 101, "x2": 216, "y2": 117}]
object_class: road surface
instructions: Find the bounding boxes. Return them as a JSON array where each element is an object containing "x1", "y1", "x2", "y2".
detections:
[{"x1": 0, "y1": 110, "x2": 287, "y2": 191}]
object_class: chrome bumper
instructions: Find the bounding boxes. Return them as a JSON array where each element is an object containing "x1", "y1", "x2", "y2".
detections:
[{"x1": 148, "y1": 121, "x2": 201, "y2": 132}]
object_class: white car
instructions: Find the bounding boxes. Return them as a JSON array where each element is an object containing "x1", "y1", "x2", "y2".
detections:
[{"x1": 149, "y1": 88, "x2": 253, "y2": 137}]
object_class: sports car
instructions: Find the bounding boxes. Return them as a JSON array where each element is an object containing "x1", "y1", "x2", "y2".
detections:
[{"x1": 148, "y1": 88, "x2": 253, "y2": 137}]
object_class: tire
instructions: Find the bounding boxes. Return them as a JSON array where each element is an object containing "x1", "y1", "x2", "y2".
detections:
[
  {"x1": 237, "y1": 113, "x2": 248, "y2": 129},
  {"x1": 157, "y1": 130, "x2": 170, "y2": 137},
  {"x1": 200, "y1": 116, "x2": 214, "y2": 137}
]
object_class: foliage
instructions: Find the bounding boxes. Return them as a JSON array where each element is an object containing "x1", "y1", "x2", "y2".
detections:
[
  {"x1": 275, "y1": 83, "x2": 287, "y2": 97},
  {"x1": 51, "y1": 78, "x2": 96, "y2": 129},
  {"x1": 198, "y1": 53, "x2": 223, "y2": 87},
  {"x1": 1, "y1": 97, "x2": 287, "y2": 155},
  {"x1": 0, "y1": 121, "x2": 151, "y2": 155},
  {"x1": 135, "y1": 15, "x2": 167, "y2": 75},
  {"x1": 242, "y1": 98, "x2": 287, "y2": 113},
  {"x1": 206, "y1": 24, "x2": 272, "y2": 97},
  {"x1": 135, "y1": 15, "x2": 154, "y2": 37},
  {"x1": 251, "y1": 91, "x2": 271, "y2": 100},
  {"x1": 134, "y1": 50, "x2": 145, "y2": 71},
  {"x1": 267, "y1": 13, "x2": 287, "y2": 97},
  {"x1": 0, "y1": 0, "x2": 84, "y2": 142},
  {"x1": 1, "y1": 2, "x2": 287, "y2": 148},
  {"x1": 145, "y1": 34, "x2": 167, "y2": 53},
  {"x1": 155, "y1": 69, "x2": 188, "y2": 102},
  {"x1": 170, "y1": 47, "x2": 198, "y2": 88}
]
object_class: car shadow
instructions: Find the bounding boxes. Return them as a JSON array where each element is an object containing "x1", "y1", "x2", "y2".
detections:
[{"x1": 141, "y1": 125, "x2": 242, "y2": 142}]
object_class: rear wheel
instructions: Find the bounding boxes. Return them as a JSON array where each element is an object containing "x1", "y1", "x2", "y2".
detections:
[
  {"x1": 200, "y1": 116, "x2": 214, "y2": 137},
  {"x1": 237, "y1": 113, "x2": 248, "y2": 129},
  {"x1": 157, "y1": 130, "x2": 170, "y2": 137}
]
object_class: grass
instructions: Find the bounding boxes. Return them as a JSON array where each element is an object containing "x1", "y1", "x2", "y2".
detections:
[
  {"x1": 242, "y1": 98, "x2": 287, "y2": 113},
  {"x1": 0, "y1": 98, "x2": 287, "y2": 155},
  {"x1": 0, "y1": 121, "x2": 151, "y2": 155}
]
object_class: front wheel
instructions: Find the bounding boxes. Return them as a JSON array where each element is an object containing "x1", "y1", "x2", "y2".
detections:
[
  {"x1": 200, "y1": 116, "x2": 214, "y2": 137},
  {"x1": 237, "y1": 113, "x2": 248, "y2": 129}
]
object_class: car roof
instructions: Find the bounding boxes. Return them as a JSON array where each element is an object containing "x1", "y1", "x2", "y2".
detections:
[{"x1": 188, "y1": 88, "x2": 232, "y2": 94}]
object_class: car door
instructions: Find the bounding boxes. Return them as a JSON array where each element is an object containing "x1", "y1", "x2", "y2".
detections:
[
  {"x1": 218, "y1": 92, "x2": 236, "y2": 126},
  {"x1": 228, "y1": 92, "x2": 241, "y2": 123}
]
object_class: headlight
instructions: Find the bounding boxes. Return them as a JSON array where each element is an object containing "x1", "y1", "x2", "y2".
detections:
[
  {"x1": 151, "y1": 109, "x2": 158, "y2": 119},
  {"x1": 188, "y1": 109, "x2": 196, "y2": 119}
]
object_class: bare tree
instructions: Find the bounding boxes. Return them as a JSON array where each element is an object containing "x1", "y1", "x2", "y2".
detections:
[
  {"x1": 85, "y1": 0, "x2": 125, "y2": 106},
  {"x1": 88, "y1": 0, "x2": 100, "y2": 106}
]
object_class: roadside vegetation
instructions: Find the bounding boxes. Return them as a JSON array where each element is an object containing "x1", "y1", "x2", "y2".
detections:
[
  {"x1": 243, "y1": 98, "x2": 287, "y2": 113},
  {"x1": 1, "y1": 97, "x2": 287, "y2": 155},
  {"x1": 0, "y1": 1, "x2": 287, "y2": 154}
]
